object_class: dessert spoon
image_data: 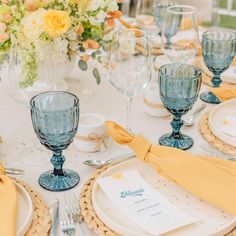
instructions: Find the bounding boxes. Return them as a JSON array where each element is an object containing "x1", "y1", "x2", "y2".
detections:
[{"x1": 84, "y1": 153, "x2": 136, "y2": 169}]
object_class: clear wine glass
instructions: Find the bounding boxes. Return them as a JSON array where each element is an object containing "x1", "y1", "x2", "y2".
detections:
[
  {"x1": 200, "y1": 31, "x2": 236, "y2": 104},
  {"x1": 161, "y1": 5, "x2": 199, "y2": 63},
  {"x1": 30, "y1": 91, "x2": 80, "y2": 191},
  {"x1": 108, "y1": 29, "x2": 151, "y2": 131},
  {"x1": 136, "y1": 0, "x2": 159, "y2": 36},
  {"x1": 159, "y1": 63, "x2": 202, "y2": 150}
]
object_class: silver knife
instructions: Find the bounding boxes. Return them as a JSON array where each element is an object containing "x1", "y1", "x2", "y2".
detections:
[{"x1": 50, "y1": 199, "x2": 59, "y2": 236}]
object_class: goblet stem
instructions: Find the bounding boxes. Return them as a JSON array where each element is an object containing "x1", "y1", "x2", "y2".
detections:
[
  {"x1": 170, "y1": 115, "x2": 183, "y2": 139},
  {"x1": 126, "y1": 97, "x2": 133, "y2": 133},
  {"x1": 51, "y1": 151, "x2": 65, "y2": 176},
  {"x1": 212, "y1": 73, "x2": 222, "y2": 88},
  {"x1": 165, "y1": 36, "x2": 171, "y2": 49}
]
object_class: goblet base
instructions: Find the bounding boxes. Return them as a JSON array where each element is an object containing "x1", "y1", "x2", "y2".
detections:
[
  {"x1": 38, "y1": 169, "x2": 80, "y2": 191},
  {"x1": 159, "y1": 133, "x2": 193, "y2": 150},
  {"x1": 200, "y1": 91, "x2": 221, "y2": 104}
]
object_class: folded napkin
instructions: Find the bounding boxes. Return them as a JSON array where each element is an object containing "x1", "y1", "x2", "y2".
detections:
[
  {"x1": 0, "y1": 163, "x2": 18, "y2": 236},
  {"x1": 209, "y1": 87, "x2": 236, "y2": 102},
  {"x1": 106, "y1": 121, "x2": 236, "y2": 215}
]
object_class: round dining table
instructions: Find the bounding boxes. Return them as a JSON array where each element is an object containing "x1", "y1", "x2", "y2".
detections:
[{"x1": 0, "y1": 62, "x2": 218, "y2": 235}]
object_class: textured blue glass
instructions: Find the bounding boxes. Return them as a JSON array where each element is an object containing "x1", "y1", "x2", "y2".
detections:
[
  {"x1": 152, "y1": 2, "x2": 176, "y2": 36},
  {"x1": 200, "y1": 31, "x2": 236, "y2": 104},
  {"x1": 30, "y1": 91, "x2": 80, "y2": 191},
  {"x1": 159, "y1": 63, "x2": 202, "y2": 150}
]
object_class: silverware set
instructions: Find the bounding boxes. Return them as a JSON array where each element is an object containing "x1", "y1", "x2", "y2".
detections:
[{"x1": 50, "y1": 192, "x2": 86, "y2": 236}]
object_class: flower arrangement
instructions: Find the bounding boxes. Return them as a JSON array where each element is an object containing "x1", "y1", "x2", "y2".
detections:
[{"x1": 0, "y1": 0, "x2": 121, "y2": 87}]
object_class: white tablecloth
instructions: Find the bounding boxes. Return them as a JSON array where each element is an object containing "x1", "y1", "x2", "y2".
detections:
[{"x1": 0, "y1": 64, "x2": 214, "y2": 235}]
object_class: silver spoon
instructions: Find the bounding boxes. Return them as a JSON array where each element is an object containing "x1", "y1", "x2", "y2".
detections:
[
  {"x1": 6, "y1": 168, "x2": 25, "y2": 175},
  {"x1": 83, "y1": 153, "x2": 136, "y2": 169},
  {"x1": 183, "y1": 103, "x2": 207, "y2": 127}
]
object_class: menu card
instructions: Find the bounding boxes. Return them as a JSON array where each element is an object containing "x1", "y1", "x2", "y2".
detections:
[
  {"x1": 220, "y1": 114, "x2": 236, "y2": 137},
  {"x1": 98, "y1": 170, "x2": 197, "y2": 235}
]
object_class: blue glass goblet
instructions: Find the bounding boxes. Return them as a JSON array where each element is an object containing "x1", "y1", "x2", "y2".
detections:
[
  {"x1": 152, "y1": 1, "x2": 176, "y2": 37},
  {"x1": 159, "y1": 63, "x2": 202, "y2": 150},
  {"x1": 200, "y1": 31, "x2": 236, "y2": 104},
  {"x1": 30, "y1": 91, "x2": 80, "y2": 191}
]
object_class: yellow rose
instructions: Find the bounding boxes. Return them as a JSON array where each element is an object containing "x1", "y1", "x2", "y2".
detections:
[{"x1": 44, "y1": 10, "x2": 71, "y2": 38}]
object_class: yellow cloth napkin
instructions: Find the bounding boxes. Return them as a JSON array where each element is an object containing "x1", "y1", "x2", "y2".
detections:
[
  {"x1": 209, "y1": 87, "x2": 236, "y2": 102},
  {"x1": 106, "y1": 121, "x2": 236, "y2": 215},
  {"x1": 0, "y1": 163, "x2": 18, "y2": 236}
]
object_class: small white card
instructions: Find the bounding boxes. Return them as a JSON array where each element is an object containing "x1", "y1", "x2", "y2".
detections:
[
  {"x1": 220, "y1": 114, "x2": 236, "y2": 137},
  {"x1": 98, "y1": 170, "x2": 197, "y2": 235}
]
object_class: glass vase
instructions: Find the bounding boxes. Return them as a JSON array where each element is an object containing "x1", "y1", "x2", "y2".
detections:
[{"x1": 8, "y1": 44, "x2": 55, "y2": 106}]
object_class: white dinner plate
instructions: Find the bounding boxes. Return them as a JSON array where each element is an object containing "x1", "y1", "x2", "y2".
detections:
[
  {"x1": 208, "y1": 99, "x2": 236, "y2": 147},
  {"x1": 16, "y1": 183, "x2": 33, "y2": 236},
  {"x1": 201, "y1": 59, "x2": 236, "y2": 84},
  {"x1": 92, "y1": 159, "x2": 236, "y2": 236}
]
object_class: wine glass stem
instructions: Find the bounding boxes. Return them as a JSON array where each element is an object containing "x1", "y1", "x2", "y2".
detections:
[
  {"x1": 212, "y1": 73, "x2": 222, "y2": 88},
  {"x1": 170, "y1": 115, "x2": 183, "y2": 138},
  {"x1": 126, "y1": 97, "x2": 133, "y2": 132},
  {"x1": 51, "y1": 151, "x2": 65, "y2": 176}
]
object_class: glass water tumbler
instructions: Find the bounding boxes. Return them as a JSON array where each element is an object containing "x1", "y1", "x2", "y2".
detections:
[
  {"x1": 200, "y1": 31, "x2": 236, "y2": 104},
  {"x1": 159, "y1": 63, "x2": 202, "y2": 150}
]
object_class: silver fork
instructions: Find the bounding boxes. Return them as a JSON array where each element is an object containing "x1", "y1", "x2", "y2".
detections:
[
  {"x1": 65, "y1": 192, "x2": 87, "y2": 235},
  {"x1": 60, "y1": 210, "x2": 75, "y2": 236}
]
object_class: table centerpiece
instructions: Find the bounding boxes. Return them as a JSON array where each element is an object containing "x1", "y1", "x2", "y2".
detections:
[{"x1": 0, "y1": 0, "x2": 120, "y2": 99}]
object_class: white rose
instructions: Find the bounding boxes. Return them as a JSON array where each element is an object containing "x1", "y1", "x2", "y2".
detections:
[
  {"x1": 52, "y1": 38, "x2": 69, "y2": 64},
  {"x1": 89, "y1": 11, "x2": 107, "y2": 25},
  {"x1": 87, "y1": 0, "x2": 106, "y2": 11},
  {"x1": 21, "y1": 8, "x2": 46, "y2": 41},
  {"x1": 107, "y1": 1, "x2": 118, "y2": 12}
]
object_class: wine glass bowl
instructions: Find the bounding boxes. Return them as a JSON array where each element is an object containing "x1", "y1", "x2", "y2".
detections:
[
  {"x1": 200, "y1": 30, "x2": 236, "y2": 104},
  {"x1": 108, "y1": 29, "x2": 151, "y2": 131},
  {"x1": 161, "y1": 5, "x2": 199, "y2": 63},
  {"x1": 30, "y1": 91, "x2": 80, "y2": 191},
  {"x1": 159, "y1": 63, "x2": 202, "y2": 150},
  {"x1": 136, "y1": 0, "x2": 156, "y2": 34}
]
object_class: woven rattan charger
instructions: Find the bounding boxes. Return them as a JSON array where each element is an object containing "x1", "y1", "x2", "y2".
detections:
[
  {"x1": 14, "y1": 179, "x2": 51, "y2": 236},
  {"x1": 199, "y1": 113, "x2": 236, "y2": 156},
  {"x1": 80, "y1": 161, "x2": 236, "y2": 236}
]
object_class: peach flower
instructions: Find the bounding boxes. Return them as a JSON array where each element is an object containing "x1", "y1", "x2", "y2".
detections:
[
  {"x1": 3, "y1": 13, "x2": 12, "y2": 23},
  {"x1": 0, "y1": 32, "x2": 9, "y2": 42}
]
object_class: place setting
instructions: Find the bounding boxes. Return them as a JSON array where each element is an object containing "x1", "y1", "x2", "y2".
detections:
[{"x1": 2, "y1": 0, "x2": 236, "y2": 235}]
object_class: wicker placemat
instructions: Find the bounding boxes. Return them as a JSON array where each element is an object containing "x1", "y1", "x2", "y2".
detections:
[
  {"x1": 199, "y1": 113, "x2": 236, "y2": 156},
  {"x1": 14, "y1": 179, "x2": 51, "y2": 236},
  {"x1": 79, "y1": 162, "x2": 236, "y2": 236},
  {"x1": 80, "y1": 166, "x2": 121, "y2": 236}
]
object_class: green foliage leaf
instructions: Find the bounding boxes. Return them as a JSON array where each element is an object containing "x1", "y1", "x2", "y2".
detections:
[
  {"x1": 92, "y1": 67, "x2": 101, "y2": 85},
  {"x1": 78, "y1": 60, "x2": 88, "y2": 71},
  {"x1": 91, "y1": 52, "x2": 96, "y2": 59},
  {"x1": 79, "y1": 46, "x2": 85, "y2": 52}
]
